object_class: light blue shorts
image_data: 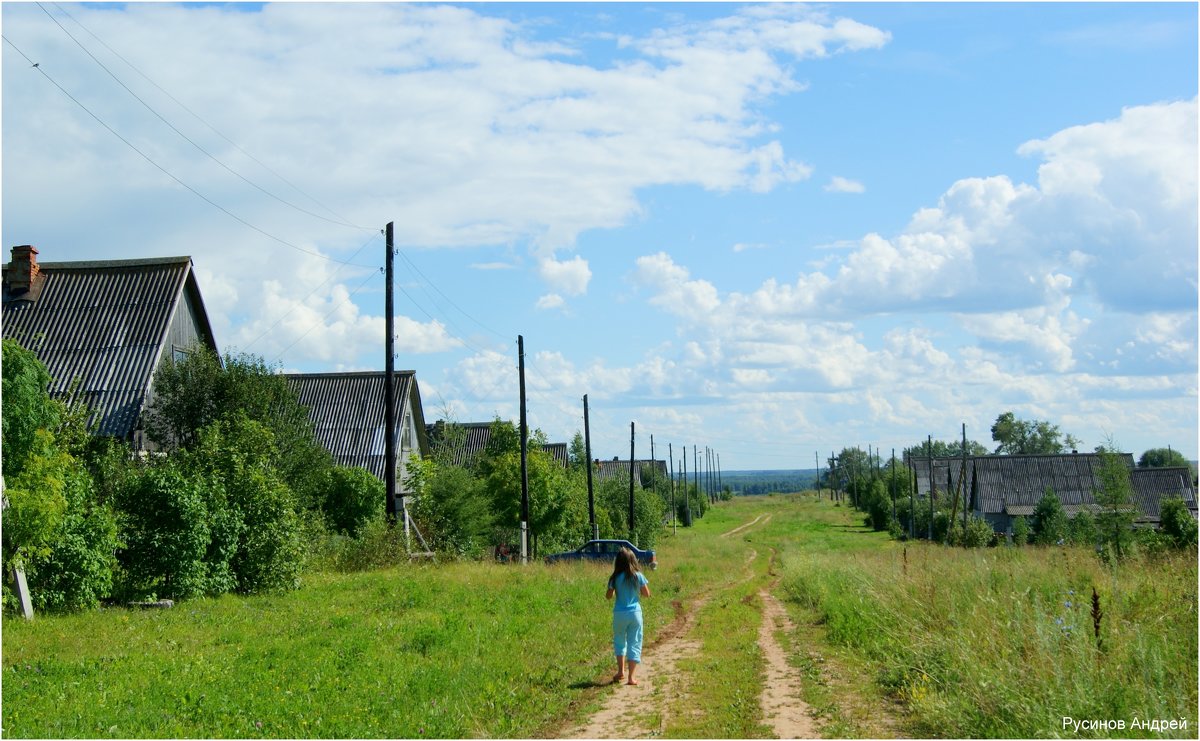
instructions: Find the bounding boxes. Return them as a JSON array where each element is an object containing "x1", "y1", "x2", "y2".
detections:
[{"x1": 612, "y1": 608, "x2": 643, "y2": 663}]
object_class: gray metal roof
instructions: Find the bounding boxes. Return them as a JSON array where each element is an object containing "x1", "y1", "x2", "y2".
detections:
[
  {"x1": 285, "y1": 371, "x2": 428, "y2": 480},
  {"x1": 971, "y1": 453, "x2": 1136, "y2": 515},
  {"x1": 425, "y1": 420, "x2": 570, "y2": 468},
  {"x1": 2, "y1": 254, "x2": 217, "y2": 439},
  {"x1": 592, "y1": 458, "x2": 669, "y2": 488},
  {"x1": 1128, "y1": 467, "x2": 1197, "y2": 520},
  {"x1": 909, "y1": 456, "x2": 972, "y2": 498}
]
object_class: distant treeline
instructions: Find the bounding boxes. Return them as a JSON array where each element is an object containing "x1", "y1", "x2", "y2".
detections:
[{"x1": 722, "y1": 469, "x2": 818, "y2": 496}]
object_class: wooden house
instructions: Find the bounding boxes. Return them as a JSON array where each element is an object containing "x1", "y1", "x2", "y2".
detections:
[
  {"x1": 591, "y1": 457, "x2": 669, "y2": 489},
  {"x1": 1, "y1": 245, "x2": 218, "y2": 450},
  {"x1": 424, "y1": 420, "x2": 569, "y2": 468},
  {"x1": 909, "y1": 453, "x2": 1193, "y2": 532},
  {"x1": 284, "y1": 371, "x2": 429, "y2": 505}
]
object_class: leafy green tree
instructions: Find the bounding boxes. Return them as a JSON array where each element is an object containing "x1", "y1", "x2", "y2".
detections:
[
  {"x1": 902, "y1": 438, "x2": 989, "y2": 462},
  {"x1": 862, "y1": 479, "x2": 892, "y2": 532},
  {"x1": 321, "y1": 466, "x2": 384, "y2": 537},
  {"x1": 1138, "y1": 448, "x2": 1193, "y2": 472},
  {"x1": 1032, "y1": 489, "x2": 1069, "y2": 545},
  {"x1": 1011, "y1": 516, "x2": 1030, "y2": 546},
  {"x1": 1069, "y1": 511, "x2": 1098, "y2": 546},
  {"x1": 595, "y1": 476, "x2": 665, "y2": 548},
  {"x1": 568, "y1": 431, "x2": 588, "y2": 472},
  {"x1": 1094, "y1": 444, "x2": 1137, "y2": 559},
  {"x1": 990, "y1": 411, "x2": 1080, "y2": 455},
  {"x1": 2, "y1": 339, "x2": 61, "y2": 478},
  {"x1": 115, "y1": 463, "x2": 211, "y2": 600},
  {"x1": 23, "y1": 462, "x2": 119, "y2": 612},
  {"x1": 408, "y1": 458, "x2": 494, "y2": 558},
  {"x1": 185, "y1": 416, "x2": 305, "y2": 593},
  {"x1": 145, "y1": 346, "x2": 333, "y2": 508},
  {"x1": 1159, "y1": 498, "x2": 1197, "y2": 548},
  {"x1": 485, "y1": 443, "x2": 588, "y2": 558}
]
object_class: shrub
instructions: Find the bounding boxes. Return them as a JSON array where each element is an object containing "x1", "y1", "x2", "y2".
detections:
[
  {"x1": 1160, "y1": 498, "x2": 1198, "y2": 548},
  {"x1": 115, "y1": 464, "x2": 210, "y2": 600},
  {"x1": 1032, "y1": 489, "x2": 1069, "y2": 545},
  {"x1": 960, "y1": 515, "x2": 995, "y2": 548},
  {"x1": 1069, "y1": 511, "x2": 1098, "y2": 546},
  {"x1": 409, "y1": 458, "x2": 493, "y2": 558},
  {"x1": 1012, "y1": 516, "x2": 1030, "y2": 546},
  {"x1": 323, "y1": 466, "x2": 384, "y2": 537},
  {"x1": 863, "y1": 480, "x2": 892, "y2": 532}
]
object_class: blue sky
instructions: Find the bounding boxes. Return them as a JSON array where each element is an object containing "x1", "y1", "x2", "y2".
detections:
[{"x1": 3, "y1": 2, "x2": 1196, "y2": 469}]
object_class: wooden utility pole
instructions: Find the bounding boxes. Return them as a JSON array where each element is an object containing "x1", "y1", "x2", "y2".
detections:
[
  {"x1": 710, "y1": 446, "x2": 720, "y2": 493},
  {"x1": 669, "y1": 442, "x2": 677, "y2": 534},
  {"x1": 815, "y1": 451, "x2": 821, "y2": 500},
  {"x1": 682, "y1": 446, "x2": 690, "y2": 525},
  {"x1": 891, "y1": 448, "x2": 897, "y2": 522},
  {"x1": 650, "y1": 434, "x2": 657, "y2": 496},
  {"x1": 384, "y1": 222, "x2": 397, "y2": 524},
  {"x1": 926, "y1": 435, "x2": 934, "y2": 541},
  {"x1": 584, "y1": 394, "x2": 597, "y2": 540},
  {"x1": 962, "y1": 423, "x2": 970, "y2": 534},
  {"x1": 693, "y1": 446, "x2": 699, "y2": 508},
  {"x1": 518, "y1": 335, "x2": 529, "y2": 563},
  {"x1": 628, "y1": 422, "x2": 636, "y2": 541}
]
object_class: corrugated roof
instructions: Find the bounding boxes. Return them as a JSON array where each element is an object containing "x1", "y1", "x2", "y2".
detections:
[
  {"x1": 285, "y1": 371, "x2": 428, "y2": 480},
  {"x1": 592, "y1": 458, "x2": 668, "y2": 488},
  {"x1": 424, "y1": 420, "x2": 570, "y2": 468},
  {"x1": 2, "y1": 255, "x2": 215, "y2": 439},
  {"x1": 971, "y1": 453, "x2": 1139, "y2": 517},
  {"x1": 1129, "y1": 467, "x2": 1197, "y2": 519},
  {"x1": 910, "y1": 456, "x2": 972, "y2": 498}
]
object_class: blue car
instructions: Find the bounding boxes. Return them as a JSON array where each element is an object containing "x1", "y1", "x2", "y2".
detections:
[{"x1": 545, "y1": 539, "x2": 657, "y2": 570}]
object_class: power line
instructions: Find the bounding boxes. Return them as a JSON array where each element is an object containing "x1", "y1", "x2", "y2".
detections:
[
  {"x1": 36, "y1": 2, "x2": 371, "y2": 232},
  {"x1": 272, "y1": 268, "x2": 381, "y2": 364},
  {"x1": 395, "y1": 249, "x2": 508, "y2": 342},
  {"x1": 2, "y1": 34, "x2": 373, "y2": 268},
  {"x1": 242, "y1": 230, "x2": 383, "y2": 353},
  {"x1": 45, "y1": 1, "x2": 370, "y2": 232}
]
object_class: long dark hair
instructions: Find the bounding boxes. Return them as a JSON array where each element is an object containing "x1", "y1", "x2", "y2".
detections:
[{"x1": 608, "y1": 547, "x2": 640, "y2": 590}]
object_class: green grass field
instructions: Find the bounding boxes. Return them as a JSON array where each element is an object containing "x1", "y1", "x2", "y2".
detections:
[{"x1": 3, "y1": 494, "x2": 1196, "y2": 738}]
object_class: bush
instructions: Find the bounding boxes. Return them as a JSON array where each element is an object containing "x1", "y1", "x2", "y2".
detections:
[
  {"x1": 409, "y1": 458, "x2": 493, "y2": 558},
  {"x1": 1068, "y1": 511, "x2": 1098, "y2": 546},
  {"x1": 863, "y1": 480, "x2": 891, "y2": 532},
  {"x1": 323, "y1": 466, "x2": 384, "y2": 537},
  {"x1": 1012, "y1": 516, "x2": 1030, "y2": 546},
  {"x1": 115, "y1": 464, "x2": 211, "y2": 600},
  {"x1": 960, "y1": 515, "x2": 995, "y2": 548},
  {"x1": 1032, "y1": 489, "x2": 1069, "y2": 545},
  {"x1": 1160, "y1": 498, "x2": 1198, "y2": 548}
]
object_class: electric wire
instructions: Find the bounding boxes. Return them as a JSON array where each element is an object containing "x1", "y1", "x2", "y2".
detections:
[
  {"x1": 49, "y1": 1, "x2": 354, "y2": 229},
  {"x1": 271, "y1": 268, "x2": 381, "y2": 364},
  {"x1": 2, "y1": 35, "x2": 373, "y2": 268},
  {"x1": 241, "y1": 230, "x2": 384, "y2": 354},
  {"x1": 395, "y1": 250, "x2": 508, "y2": 342},
  {"x1": 36, "y1": 2, "x2": 371, "y2": 232}
]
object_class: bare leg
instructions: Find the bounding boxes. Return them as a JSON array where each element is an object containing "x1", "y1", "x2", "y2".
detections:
[
  {"x1": 614, "y1": 655, "x2": 625, "y2": 683},
  {"x1": 626, "y1": 660, "x2": 639, "y2": 685}
]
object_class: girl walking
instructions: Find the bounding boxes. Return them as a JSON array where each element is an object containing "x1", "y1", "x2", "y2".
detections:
[{"x1": 606, "y1": 546, "x2": 651, "y2": 685}]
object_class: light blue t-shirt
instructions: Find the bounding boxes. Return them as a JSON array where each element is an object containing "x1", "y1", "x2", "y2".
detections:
[{"x1": 610, "y1": 571, "x2": 648, "y2": 613}]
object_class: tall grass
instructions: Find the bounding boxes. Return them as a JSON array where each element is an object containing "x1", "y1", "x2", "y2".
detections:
[{"x1": 781, "y1": 537, "x2": 1198, "y2": 738}]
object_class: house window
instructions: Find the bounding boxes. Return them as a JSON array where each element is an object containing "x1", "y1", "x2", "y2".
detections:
[{"x1": 172, "y1": 345, "x2": 189, "y2": 364}]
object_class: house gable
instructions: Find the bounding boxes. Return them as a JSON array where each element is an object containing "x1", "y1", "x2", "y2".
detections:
[{"x1": 1, "y1": 248, "x2": 218, "y2": 444}]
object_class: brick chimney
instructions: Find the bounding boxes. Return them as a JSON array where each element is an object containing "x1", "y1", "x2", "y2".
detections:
[{"x1": 8, "y1": 245, "x2": 39, "y2": 294}]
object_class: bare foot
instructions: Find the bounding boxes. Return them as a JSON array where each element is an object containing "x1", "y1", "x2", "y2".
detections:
[
  {"x1": 626, "y1": 678, "x2": 639, "y2": 686},
  {"x1": 613, "y1": 673, "x2": 623, "y2": 684}
]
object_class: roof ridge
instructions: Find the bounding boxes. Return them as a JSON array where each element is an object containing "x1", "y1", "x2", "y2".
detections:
[{"x1": 18, "y1": 256, "x2": 194, "y2": 270}]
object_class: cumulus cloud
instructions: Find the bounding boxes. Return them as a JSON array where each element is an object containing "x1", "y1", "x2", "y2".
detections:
[
  {"x1": 535, "y1": 293, "x2": 565, "y2": 310},
  {"x1": 538, "y1": 255, "x2": 592, "y2": 296},
  {"x1": 824, "y1": 176, "x2": 865, "y2": 193}
]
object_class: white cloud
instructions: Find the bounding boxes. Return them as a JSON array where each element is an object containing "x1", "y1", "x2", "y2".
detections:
[
  {"x1": 825, "y1": 176, "x2": 865, "y2": 193},
  {"x1": 538, "y1": 255, "x2": 592, "y2": 296},
  {"x1": 536, "y1": 293, "x2": 565, "y2": 310},
  {"x1": 732, "y1": 242, "x2": 768, "y2": 252}
]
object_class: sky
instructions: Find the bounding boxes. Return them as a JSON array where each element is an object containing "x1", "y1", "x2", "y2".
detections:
[{"x1": 2, "y1": 2, "x2": 1196, "y2": 470}]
